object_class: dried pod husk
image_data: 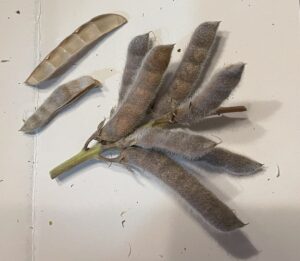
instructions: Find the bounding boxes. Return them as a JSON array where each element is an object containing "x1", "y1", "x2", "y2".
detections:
[
  {"x1": 118, "y1": 33, "x2": 152, "y2": 104},
  {"x1": 100, "y1": 45, "x2": 174, "y2": 142},
  {"x1": 152, "y1": 22, "x2": 220, "y2": 117},
  {"x1": 174, "y1": 63, "x2": 245, "y2": 125},
  {"x1": 126, "y1": 127, "x2": 217, "y2": 160},
  {"x1": 20, "y1": 76, "x2": 100, "y2": 133},
  {"x1": 120, "y1": 147, "x2": 245, "y2": 232},
  {"x1": 199, "y1": 147, "x2": 263, "y2": 175},
  {"x1": 25, "y1": 14, "x2": 127, "y2": 86}
]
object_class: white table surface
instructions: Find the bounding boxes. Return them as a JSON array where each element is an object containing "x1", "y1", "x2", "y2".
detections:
[{"x1": 1, "y1": 0, "x2": 300, "y2": 260}]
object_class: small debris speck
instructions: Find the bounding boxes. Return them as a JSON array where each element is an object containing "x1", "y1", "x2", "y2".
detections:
[
  {"x1": 17, "y1": 219, "x2": 20, "y2": 223},
  {"x1": 29, "y1": 226, "x2": 34, "y2": 230},
  {"x1": 49, "y1": 221, "x2": 53, "y2": 226},
  {"x1": 70, "y1": 184, "x2": 74, "y2": 188},
  {"x1": 177, "y1": 48, "x2": 181, "y2": 53},
  {"x1": 121, "y1": 219, "x2": 126, "y2": 228},
  {"x1": 16, "y1": 10, "x2": 20, "y2": 14},
  {"x1": 276, "y1": 165, "x2": 280, "y2": 177},
  {"x1": 0, "y1": 179, "x2": 3, "y2": 183},
  {"x1": 272, "y1": 23, "x2": 275, "y2": 26},
  {"x1": 142, "y1": 13, "x2": 144, "y2": 17},
  {"x1": 184, "y1": 247, "x2": 187, "y2": 251},
  {"x1": 159, "y1": 254, "x2": 164, "y2": 258},
  {"x1": 8, "y1": 17, "x2": 10, "y2": 19},
  {"x1": 267, "y1": 178, "x2": 270, "y2": 181},
  {"x1": 120, "y1": 210, "x2": 127, "y2": 217},
  {"x1": 128, "y1": 243, "x2": 132, "y2": 257},
  {"x1": 1, "y1": 60, "x2": 9, "y2": 63}
]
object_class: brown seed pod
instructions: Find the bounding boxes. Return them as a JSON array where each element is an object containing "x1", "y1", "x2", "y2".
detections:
[
  {"x1": 20, "y1": 76, "x2": 100, "y2": 133},
  {"x1": 118, "y1": 33, "x2": 152, "y2": 104},
  {"x1": 199, "y1": 147, "x2": 264, "y2": 175},
  {"x1": 120, "y1": 147, "x2": 245, "y2": 232},
  {"x1": 25, "y1": 14, "x2": 127, "y2": 86},
  {"x1": 174, "y1": 63, "x2": 245, "y2": 125},
  {"x1": 152, "y1": 22, "x2": 220, "y2": 117},
  {"x1": 100, "y1": 45, "x2": 174, "y2": 142},
  {"x1": 127, "y1": 127, "x2": 217, "y2": 159}
]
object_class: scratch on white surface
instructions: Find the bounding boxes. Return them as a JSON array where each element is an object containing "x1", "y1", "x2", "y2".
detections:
[{"x1": 31, "y1": 1, "x2": 42, "y2": 261}]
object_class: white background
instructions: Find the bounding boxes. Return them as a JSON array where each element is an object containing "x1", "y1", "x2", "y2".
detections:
[{"x1": 1, "y1": 0, "x2": 300, "y2": 260}]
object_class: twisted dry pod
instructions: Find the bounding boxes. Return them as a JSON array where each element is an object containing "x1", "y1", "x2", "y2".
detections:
[
  {"x1": 199, "y1": 147, "x2": 263, "y2": 175},
  {"x1": 21, "y1": 76, "x2": 100, "y2": 133},
  {"x1": 120, "y1": 147, "x2": 245, "y2": 232},
  {"x1": 118, "y1": 33, "x2": 152, "y2": 104},
  {"x1": 127, "y1": 127, "x2": 217, "y2": 159},
  {"x1": 25, "y1": 14, "x2": 127, "y2": 86},
  {"x1": 174, "y1": 63, "x2": 245, "y2": 125},
  {"x1": 99, "y1": 45, "x2": 174, "y2": 142},
  {"x1": 152, "y1": 21, "x2": 220, "y2": 117}
]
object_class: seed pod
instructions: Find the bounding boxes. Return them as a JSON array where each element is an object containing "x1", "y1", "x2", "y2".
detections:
[
  {"x1": 199, "y1": 147, "x2": 263, "y2": 175},
  {"x1": 174, "y1": 63, "x2": 245, "y2": 125},
  {"x1": 25, "y1": 14, "x2": 127, "y2": 86},
  {"x1": 100, "y1": 45, "x2": 174, "y2": 142},
  {"x1": 152, "y1": 22, "x2": 220, "y2": 117},
  {"x1": 120, "y1": 147, "x2": 245, "y2": 232},
  {"x1": 20, "y1": 76, "x2": 100, "y2": 133},
  {"x1": 118, "y1": 33, "x2": 152, "y2": 104},
  {"x1": 128, "y1": 127, "x2": 217, "y2": 159}
]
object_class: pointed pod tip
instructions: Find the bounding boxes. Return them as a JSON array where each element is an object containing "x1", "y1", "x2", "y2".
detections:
[{"x1": 25, "y1": 75, "x2": 39, "y2": 86}]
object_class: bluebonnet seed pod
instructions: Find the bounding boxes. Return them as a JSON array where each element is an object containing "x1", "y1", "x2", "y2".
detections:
[
  {"x1": 174, "y1": 63, "x2": 245, "y2": 125},
  {"x1": 100, "y1": 45, "x2": 174, "y2": 142},
  {"x1": 152, "y1": 22, "x2": 220, "y2": 117},
  {"x1": 199, "y1": 147, "x2": 263, "y2": 175},
  {"x1": 128, "y1": 127, "x2": 217, "y2": 159},
  {"x1": 120, "y1": 147, "x2": 245, "y2": 232},
  {"x1": 118, "y1": 33, "x2": 152, "y2": 103},
  {"x1": 25, "y1": 14, "x2": 127, "y2": 86},
  {"x1": 20, "y1": 76, "x2": 100, "y2": 133}
]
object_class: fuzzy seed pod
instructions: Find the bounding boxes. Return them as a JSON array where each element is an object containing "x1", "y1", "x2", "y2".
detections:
[
  {"x1": 129, "y1": 127, "x2": 217, "y2": 159},
  {"x1": 118, "y1": 33, "x2": 152, "y2": 103},
  {"x1": 174, "y1": 63, "x2": 245, "y2": 125},
  {"x1": 20, "y1": 76, "x2": 100, "y2": 133},
  {"x1": 152, "y1": 22, "x2": 220, "y2": 117},
  {"x1": 199, "y1": 148, "x2": 263, "y2": 175},
  {"x1": 100, "y1": 45, "x2": 174, "y2": 142},
  {"x1": 120, "y1": 147, "x2": 245, "y2": 232}
]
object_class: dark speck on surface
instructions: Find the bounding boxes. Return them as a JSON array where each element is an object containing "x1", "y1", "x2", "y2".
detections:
[
  {"x1": 276, "y1": 165, "x2": 280, "y2": 177},
  {"x1": 0, "y1": 179, "x2": 3, "y2": 183},
  {"x1": 16, "y1": 10, "x2": 20, "y2": 14},
  {"x1": 267, "y1": 178, "x2": 270, "y2": 181},
  {"x1": 1, "y1": 60, "x2": 10, "y2": 63},
  {"x1": 177, "y1": 48, "x2": 181, "y2": 53},
  {"x1": 49, "y1": 221, "x2": 53, "y2": 226},
  {"x1": 121, "y1": 219, "x2": 126, "y2": 228},
  {"x1": 70, "y1": 184, "x2": 74, "y2": 188}
]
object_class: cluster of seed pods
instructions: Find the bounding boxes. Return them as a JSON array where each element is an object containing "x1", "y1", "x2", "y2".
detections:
[{"x1": 23, "y1": 16, "x2": 263, "y2": 233}]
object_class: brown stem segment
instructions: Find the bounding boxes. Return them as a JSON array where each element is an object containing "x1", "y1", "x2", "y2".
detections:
[{"x1": 213, "y1": 106, "x2": 247, "y2": 115}]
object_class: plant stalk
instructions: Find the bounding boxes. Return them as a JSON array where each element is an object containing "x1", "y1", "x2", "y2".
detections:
[{"x1": 50, "y1": 143, "x2": 102, "y2": 179}]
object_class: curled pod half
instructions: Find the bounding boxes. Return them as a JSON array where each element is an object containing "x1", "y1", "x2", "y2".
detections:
[
  {"x1": 174, "y1": 63, "x2": 245, "y2": 125},
  {"x1": 25, "y1": 14, "x2": 127, "y2": 86},
  {"x1": 118, "y1": 33, "x2": 152, "y2": 104},
  {"x1": 21, "y1": 76, "x2": 100, "y2": 133},
  {"x1": 126, "y1": 127, "x2": 217, "y2": 160},
  {"x1": 120, "y1": 147, "x2": 245, "y2": 232},
  {"x1": 152, "y1": 22, "x2": 220, "y2": 117},
  {"x1": 199, "y1": 147, "x2": 264, "y2": 176},
  {"x1": 99, "y1": 45, "x2": 174, "y2": 142}
]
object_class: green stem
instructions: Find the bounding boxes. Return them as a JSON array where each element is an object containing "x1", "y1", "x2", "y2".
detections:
[{"x1": 50, "y1": 143, "x2": 102, "y2": 179}]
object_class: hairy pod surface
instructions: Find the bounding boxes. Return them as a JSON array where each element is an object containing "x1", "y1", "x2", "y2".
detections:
[
  {"x1": 118, "y1": 33, "x2": 152, "y2": 104},
  {"x1": 131, "y1": 127, "x2": 217, "y2": 159},
  {"x1": 174, "y1": 63, "x2": 245, "y2": 125},
  {"x1": 199, "y1": 147, "x2": 263, "y2": 175},
  {"x1": 25, "y1": 14, "x2": 127, "y2": 86},
  {"x1": 21, "y1": 76, "x2": 100, "y2": 133},
  {"x1": 120, "y1": 147, "x2": 245, "y2": 232},
  {"x1": 152, "y1": 22, "x2": 220, "y2": 117},
  {"x1": 100, "y1": 45, "x2": 174, "y2": 142}
]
